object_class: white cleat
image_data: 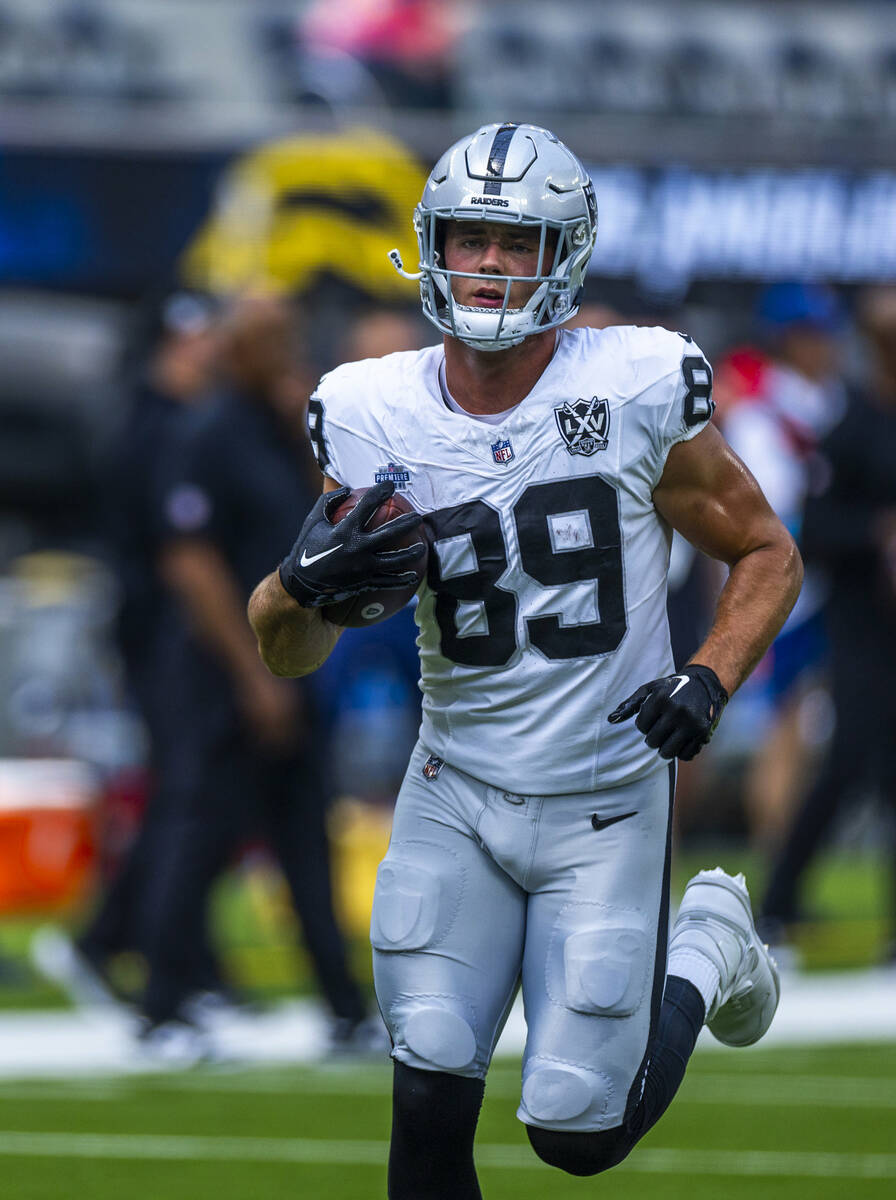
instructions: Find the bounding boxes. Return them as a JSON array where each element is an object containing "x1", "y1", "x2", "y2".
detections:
[{"x1": 669, "y1": 867, "x2": 780, "y2": 1047}]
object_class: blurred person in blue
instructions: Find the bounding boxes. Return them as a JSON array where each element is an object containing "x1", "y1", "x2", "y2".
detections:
[
  {"x1": 31, "y1": 291, "x2": 229, "y2": 1009},
  {"x1": 139, "y1": 290, "x2": 379, "y2": 1058},
  {"x1": 720, "y1": 282, "x2": 846, "y2": 850},
  {"x1": 760, "y1": 286, "x2": 896, "y2": 959}
]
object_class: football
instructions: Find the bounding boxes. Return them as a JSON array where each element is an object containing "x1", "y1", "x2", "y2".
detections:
[{"x1": 322, "y1": 488, "x2": 427, "y2": 627}]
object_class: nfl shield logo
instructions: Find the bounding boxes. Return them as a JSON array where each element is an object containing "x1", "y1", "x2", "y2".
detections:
[
  {"x1": 422, "y1": 754, "x2": 443, "y2": 781},
  {"x1": 491, "y1": 438, "x2": 514, "y2": 465}
]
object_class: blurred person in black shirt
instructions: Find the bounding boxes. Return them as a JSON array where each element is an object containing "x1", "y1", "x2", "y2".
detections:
[
  {"x1": 142, "y1": 290, "x2": 376, "y2": 1056},
  {"x1": 31, "y1": 292, "x2": 226, "y2": 1007},
  {"x1": 760, "y1": 287, "x2": 896, "y2": 960}
]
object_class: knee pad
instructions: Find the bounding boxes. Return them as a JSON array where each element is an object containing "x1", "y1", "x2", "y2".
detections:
[
  {"x1": 370, "y1": 840, "x2": 461, "y2": 951},
  {"x1": 519, "y1": 1057, "x2": 610, "y2": 1125},
  {"x1": 549, "y1": 906, "x2": 650, "y2": 1017},
  {"x1": 397, "y1": 1002, "x2": 478, "y2": 1072},
  {"x1": 526, "y1": 1124, "x2": 633, "y2": 1177}
]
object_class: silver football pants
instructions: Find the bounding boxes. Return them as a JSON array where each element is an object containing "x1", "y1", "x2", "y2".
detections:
[{"x1": 371, "y1": 740, "x2": 674, "y2": 1132}]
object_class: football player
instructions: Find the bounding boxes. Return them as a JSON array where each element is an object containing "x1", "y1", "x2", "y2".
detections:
[{"x1": 249, "y1": 124, "x2": 802, "y2": 1196}]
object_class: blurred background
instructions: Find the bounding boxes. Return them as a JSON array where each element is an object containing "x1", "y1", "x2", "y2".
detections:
[{"x1": 0, "y1": 1, "x2": 894, "y2": 1196}]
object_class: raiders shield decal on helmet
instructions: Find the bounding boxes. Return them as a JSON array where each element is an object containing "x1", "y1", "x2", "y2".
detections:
[{"x1": 555, "y1": 396, "x2": 610, "y2": 456}]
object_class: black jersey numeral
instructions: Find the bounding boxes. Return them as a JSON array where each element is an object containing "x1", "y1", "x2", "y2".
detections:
[
  {"x1": 681, "y1": 355, "x2": 714, "y2": 427},
  {"x1": 426, "y1": 477, "x2": 626, "y2": 667},
  {"x1": 425, "y1": 500, "x2": 518, "y2": 667},
  {"x1": 307, "y1": 397, "x2": 330, "y2": 470},
  {"x1": 515, "y1": 478, "x2": 625, "y2": 658}
]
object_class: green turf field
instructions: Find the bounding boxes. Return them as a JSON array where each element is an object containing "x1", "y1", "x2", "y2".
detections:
[{"x1": 0, "y1": 1043, "x2": 894, "y2": 1199}]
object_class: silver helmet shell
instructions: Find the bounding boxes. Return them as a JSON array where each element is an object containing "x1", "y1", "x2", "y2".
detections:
[{"x1": 413, "y1": 123, "x2": 597, "y2": 350}]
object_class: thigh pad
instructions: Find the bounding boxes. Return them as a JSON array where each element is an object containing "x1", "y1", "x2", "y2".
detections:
[
  {"x1": 370, "y1": 839, "x2": 462, "y2": 952},
  {"x1": 550, "y1": 904, "x2": 650, "y2": 1018}
]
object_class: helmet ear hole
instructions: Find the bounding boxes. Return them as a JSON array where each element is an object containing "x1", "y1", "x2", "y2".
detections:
[{"x1": 434, "y1": 218, "x2": 447, "y2": 262}]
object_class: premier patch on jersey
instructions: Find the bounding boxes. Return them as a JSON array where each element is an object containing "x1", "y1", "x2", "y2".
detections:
[
  {"x1": 491, "y1": 438, "x2": 515, "y2": 465},
  {"x1": 375, "y1": 462, "x2": 411, "y2": 490},
  {"x1": 555, "y1": 397, "x2": 610, "y2": 456},
  {"x1": 422, "y1": 754, "x2": 444, "y2": 781}
]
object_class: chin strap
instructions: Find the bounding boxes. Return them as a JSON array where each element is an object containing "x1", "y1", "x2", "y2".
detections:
[{"x1": 388, "y1": 249, "x2": 424, "y2": 281}]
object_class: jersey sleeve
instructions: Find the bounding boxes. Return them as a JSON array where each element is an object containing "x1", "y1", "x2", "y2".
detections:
[
  {"x1": 305, "y1": 360, "x2": 392, "y2": 486},
  {"x1": 633, "y1": 328, "x2": 716, "y2": 489},
  {"x1": 306, "y1": 389, "x2": 336, "y2": 480}
]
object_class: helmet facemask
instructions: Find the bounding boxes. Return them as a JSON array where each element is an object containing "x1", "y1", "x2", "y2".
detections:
[{"x1": 417, "y1": 209, "x2": 593, "y2": 351}]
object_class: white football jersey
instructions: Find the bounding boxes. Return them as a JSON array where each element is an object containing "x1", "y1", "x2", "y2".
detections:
[{"x1": 308, "y1": 325, "x2": 714, "y2": 794}]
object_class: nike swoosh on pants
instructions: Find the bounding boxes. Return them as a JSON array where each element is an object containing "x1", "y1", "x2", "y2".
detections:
[{"x1": 591, "y1": 810, "x2": 637, "y2": 832}]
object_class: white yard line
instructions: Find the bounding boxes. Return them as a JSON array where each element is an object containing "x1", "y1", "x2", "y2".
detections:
[
  {"x1": 0, "y1": 1071, "x2": 894, "y2": 1110},
  {"x1": 0, "y1": 1132, "x2": 893, "y2": 1178}
]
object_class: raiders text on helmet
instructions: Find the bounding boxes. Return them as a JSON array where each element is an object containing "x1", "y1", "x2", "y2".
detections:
[{"x1": 390, "y1": 123, "x2": 598, "y2": 351}]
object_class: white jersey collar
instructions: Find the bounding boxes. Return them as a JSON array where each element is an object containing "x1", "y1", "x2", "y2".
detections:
[{"x1": 423, "y1": 331, "x2": 571, "y2": 466}]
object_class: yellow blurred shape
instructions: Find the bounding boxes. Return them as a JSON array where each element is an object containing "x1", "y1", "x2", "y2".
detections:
[
  {"x1": 181, "y1": 129, "x2": 426, "y2": 299},
  {"x1": 329, "y1": 797, "x2": 393, "y2": 938}
]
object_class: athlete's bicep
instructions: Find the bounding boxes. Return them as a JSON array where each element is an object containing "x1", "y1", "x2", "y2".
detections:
[
  {"x1": 653, "y1": 423, "x2": 788, "y2": 566},
  {"x1": 323, "y1": 475, "x2": 344, "y2": 493}
]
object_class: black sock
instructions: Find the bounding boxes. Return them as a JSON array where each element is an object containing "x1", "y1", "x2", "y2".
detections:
[
  {"x1": 388, "y1": 1062, "x2": 485, "y2": 1200},
  {"x1": 628, "y1": 974, "x2": 705, "y2": 1138}
]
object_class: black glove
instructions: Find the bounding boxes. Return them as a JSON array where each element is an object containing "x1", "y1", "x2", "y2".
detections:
[
  {"x1": 607, "y1": 664, "x2": 729, "y2": 761},
  {"x1": 278, "y1": 481, "x2": 425, "y2": 608}
]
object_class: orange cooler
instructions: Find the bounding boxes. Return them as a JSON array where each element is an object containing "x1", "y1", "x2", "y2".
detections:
[{"x1": 0, "y1": 760, "x2": 98, "y2": 911}]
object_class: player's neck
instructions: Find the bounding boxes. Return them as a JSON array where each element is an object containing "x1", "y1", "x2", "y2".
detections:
[{"x1": 442, "y1": 329, "x2": 559, "y2": 416}]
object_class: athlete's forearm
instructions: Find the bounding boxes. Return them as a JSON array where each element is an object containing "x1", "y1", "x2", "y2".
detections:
[
  {"x1": 689, "y1": 533, "x2": 803, "y2": 696},
  {"x1": 248, "y1": 570, "x2": 343, "y2": 677}
]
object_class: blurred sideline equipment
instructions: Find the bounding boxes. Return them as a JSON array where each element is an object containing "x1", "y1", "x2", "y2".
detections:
[{"x1": 0, "y1": 760, "x2": 95, "y2": 911}]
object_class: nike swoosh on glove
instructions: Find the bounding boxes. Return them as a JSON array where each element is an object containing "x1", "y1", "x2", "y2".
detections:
[
  {"x1": 606, "y1": 664, "x2": 729, "y2": 761},
  {"x1": 278, "y1": 481, "x2": 425, "y2": 609}
]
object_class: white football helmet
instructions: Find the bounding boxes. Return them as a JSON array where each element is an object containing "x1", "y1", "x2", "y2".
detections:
[{"x1": 390, "y1": 122, "x2": 597, "y2": 351}]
